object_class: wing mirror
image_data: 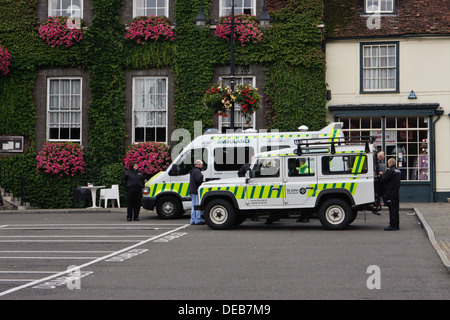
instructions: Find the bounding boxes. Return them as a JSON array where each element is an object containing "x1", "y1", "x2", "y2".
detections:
[{"x1": 245, "y1": 169, "x2": 252, "y2": 183}]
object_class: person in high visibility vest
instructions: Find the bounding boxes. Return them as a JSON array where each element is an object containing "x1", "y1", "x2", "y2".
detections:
[{"x1": 297, "y1": 159, "x2": 311, "y2": 174}]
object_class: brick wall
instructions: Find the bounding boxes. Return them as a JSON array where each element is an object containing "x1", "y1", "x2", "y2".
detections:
[{"x1": 324, "y1": 0, "x2": 450, "y2": 38}]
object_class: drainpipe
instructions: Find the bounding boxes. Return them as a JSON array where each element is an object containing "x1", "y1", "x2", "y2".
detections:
[{"x1": 431, "y1": 110, "x2": 444, "y2": 202}]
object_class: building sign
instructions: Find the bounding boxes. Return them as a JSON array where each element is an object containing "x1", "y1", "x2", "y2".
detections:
[
  {"x1": 0, "y1": 136, "x2": 24, "y2": 153},
  {"x1": 371, "y1": 130, "x2": 396, "y2": 146}
]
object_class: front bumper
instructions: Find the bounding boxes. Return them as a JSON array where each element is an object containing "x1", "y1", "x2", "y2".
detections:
[{"x1": 142, "y1": 196, "x2": 156, "y2": 210}]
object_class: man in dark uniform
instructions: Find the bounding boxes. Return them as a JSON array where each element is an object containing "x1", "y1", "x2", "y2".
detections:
[
  {"x1": 379, "y1": 158, "x2": 401, "y2": 231},
  {"x1": 121, "y1": 162, "x2": 145, "y2": 221}
]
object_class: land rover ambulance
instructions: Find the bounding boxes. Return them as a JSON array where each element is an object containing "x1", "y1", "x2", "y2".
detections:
[
  {"x1": 142, "y1": 123, "x2": 344, "y2": 219},
  {"x1": 196, "y1": 136, "x2": 380, "y2": 230}
]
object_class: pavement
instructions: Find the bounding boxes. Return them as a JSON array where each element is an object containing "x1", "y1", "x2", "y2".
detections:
[
  {"x1": 406, "y1": 202, "x2": 450, "y2": 272},
  {"x1": 1, "y1": 202, "x2": 450, "y2": 272}
]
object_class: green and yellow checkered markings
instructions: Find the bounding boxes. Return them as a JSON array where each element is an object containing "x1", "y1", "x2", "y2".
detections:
[
  {"x1": 199, "y1": 185, "x2": 285, "y2": 200},
  {"x1": 246, "y1": 185, "x2": 284, "y2": 199},
  {"x1": 210, "y1": 130, "x2": 341, "y2": 141},
  {"x1": 306, "y1": 182, "x2": 357, "y2": 197},
  {"x1": 351, "y1": 155, "x2": 366, "y2": 174},
  {"x1": 149, "y1": 181, "x2": 357, "y2": 200},
  {"x1": 199, "y1": 186, "x2": 245, "y2": 200},
  {"x1": 149, "y1": 183, "x2": 190, "y2": 197}
]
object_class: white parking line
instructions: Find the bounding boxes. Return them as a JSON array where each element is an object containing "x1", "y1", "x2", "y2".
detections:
[
  {"x1": 0, "y1": 240, "x2": 145, "y2": 243},
  {"x1": 0, "y1": 251, "x2": 113, "y2": 253},
  {"x1": 0, "y1": 223, "x2": 190, "y2": 297},
  {"x1": 0, "y1": 235, "x2": 159, "y2": 238},
  {"x1": 0, "y1": 257, "x2": 100, "y2": 260},
  {"x1": 0, "y1": 279, "x2": 38, "y2": 282},
  {"x1": 0, "y1": 271, "x2": 62, "y2": 274}
]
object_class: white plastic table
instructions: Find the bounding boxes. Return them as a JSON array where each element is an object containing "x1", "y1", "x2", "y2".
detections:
[{"x1": 81, "y1": 185, "x2": 105, "y2": 209}]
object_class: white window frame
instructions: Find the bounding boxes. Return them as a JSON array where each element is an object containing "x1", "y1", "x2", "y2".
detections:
[
  {"x1": 47, "y1": 77, "x2": 82, "y2": 143},
  {"x1": 361, "y1": 42, "x2": 398, "y2": 93},
  {"x1": 132, "y1": 77, "x2": 168, "y2": 144},
  {"x1": 218, "y1": 76, "x2": 256, "y2": 131},
  {"x1": 220, "y1": 0, "x2": 256, "y2": 17},
  {"x1": 340, "y1": 116, "x2": 430, "y2": 181},
  {"x1": 133, "y1": 0, "x2": 169, "y2": 18},
  {"x1": 48, "y1": 0, "x2": 83, "y2": 18},
  {"x1": 365, "y1": 0, "x2": 395, "y2": 14}
]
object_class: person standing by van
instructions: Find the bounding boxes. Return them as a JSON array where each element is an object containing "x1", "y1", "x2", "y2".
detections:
[
  {"x1": 122, "y1": 162, "x2": 145, "y2": 221},
  {"x1": 376, "y1": 151, "x2": 386, "y2": 207},
  {"x1": 379, "y1": 158, "x2": 401, "y2": 231},
  {"x1": 189, "y1": 160, "x2": 204, "y2": 225}
]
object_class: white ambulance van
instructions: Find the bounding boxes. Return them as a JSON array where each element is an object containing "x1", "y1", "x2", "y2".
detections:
[{"x1": 142, "y1": 123, "x2": 344, "y2": 219}]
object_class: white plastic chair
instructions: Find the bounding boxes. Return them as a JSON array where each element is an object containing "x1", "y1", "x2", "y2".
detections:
[{"x1": 99, "y1": 185, "x2": 120, "y2": 208}]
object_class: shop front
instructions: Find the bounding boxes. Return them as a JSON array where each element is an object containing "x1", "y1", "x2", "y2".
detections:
[{"x1": 329, "y1": 103, "x2": 442, "y2": 202}]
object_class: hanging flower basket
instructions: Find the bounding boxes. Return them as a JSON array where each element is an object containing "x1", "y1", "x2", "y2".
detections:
[
  {"x1": 234, "y1": 84, "x2": 262, "y2": 118},
  {"x1": 203, "y1": 83, "x2": 262, "y2": 119},
  {"x1": 202, "y1": 83, "x2": 233, "y2": 116},
  {"x1": 215, "y1": 14, "x2": 263, "y2": 46},
  {"x1": 125, "y1": 16, "x2": 175, "y2": 44},
  {"x1": 39, "y1": 16, "x2": 83, "y2": 48},
  {"x1": 0, "y1": 42, "x2": 12, "y2": 76}
]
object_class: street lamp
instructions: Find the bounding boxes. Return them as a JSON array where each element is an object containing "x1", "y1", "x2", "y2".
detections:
[
  {"x1": 194, "y1": 0, "x2": 272, "y2": 130},
  {"x1": 193, "y1": 0, "x2": 209, "y2": 29}
]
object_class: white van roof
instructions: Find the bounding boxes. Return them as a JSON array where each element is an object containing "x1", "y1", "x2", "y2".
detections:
[{"x1": 199, "y1": 122, "x2": 343, "y2": 142}]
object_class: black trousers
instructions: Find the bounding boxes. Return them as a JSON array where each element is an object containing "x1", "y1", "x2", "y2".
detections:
[
  {"x1": 126, "y1": 188, "x2": 142, "y2": 220},
  {"x1": 386, "y1": 198, "x2": 399, "y2": 228}
]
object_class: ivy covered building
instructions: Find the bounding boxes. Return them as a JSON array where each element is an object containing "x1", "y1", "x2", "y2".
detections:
[{"x1": 0, "y1": 0, "x2": 327, "y2": 208}]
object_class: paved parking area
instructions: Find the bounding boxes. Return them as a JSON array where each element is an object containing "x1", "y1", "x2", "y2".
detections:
[
  {"x1": 0, "y1": 218, "x2": 189, "y2": 297},
  {"x1": 0, "y1": 210, "x2": 449, "y2": 301}
]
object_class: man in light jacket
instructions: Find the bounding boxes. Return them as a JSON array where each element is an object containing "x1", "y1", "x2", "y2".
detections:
[{"x1": 189, "y1": 160, "x2": 204, "y2": 225}]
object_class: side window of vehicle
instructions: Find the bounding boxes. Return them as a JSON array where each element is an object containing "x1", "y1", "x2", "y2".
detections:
[
  {"x1": 252, "y1": 158, "x2": 280, "y2": 178},
  {"x1": 260, "y1": 145, "x2": 290, "y2": 152},
  {"x1": 169, "y1": 148, "x2": 208, "y2": 176},
  {"x1": 322, "y1": 155, "x2": 368, "y2": 174},
  {"x1": 214, "y1": 147, "x2": 254, "y2": 172},
  {"x1": 287, "y1": 157, "x2": 315, "y2": 177}
]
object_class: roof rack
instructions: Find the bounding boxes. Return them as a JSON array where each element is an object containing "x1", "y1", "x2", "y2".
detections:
[{"x1": 294, "y1": 136, "x2": 377, "y2": 155}]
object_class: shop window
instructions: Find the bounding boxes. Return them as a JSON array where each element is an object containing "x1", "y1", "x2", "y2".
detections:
[{"x1": 340, "y1": 116, "x2": 429, "y2": 181}]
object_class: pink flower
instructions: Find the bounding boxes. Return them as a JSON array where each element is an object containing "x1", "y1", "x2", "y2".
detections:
[
  {"x1": 215, "y1": 14, "x2": 263, "y2": 46},
  {"x1": 36, "y1": 142, "x2": 86, "y2": 178},
  {"x1": 125, "y1": 16, "x2": 175, "y2": 44},
  {"x1": 0, "y1": 42, "x2": 12, "y2": 76},
  {"x1": 124, "y1": 142, "x2": 171, "y2": 177},
  {"x1": 39, "y1": 16, "x2": 83, "y2": 48}
]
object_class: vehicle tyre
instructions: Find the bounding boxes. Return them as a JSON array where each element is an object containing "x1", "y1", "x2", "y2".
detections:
[
  {"x1": 318, "y1": 198, "x2": 352, "y2": 230},
  {"x1": 233, "y1": 213, "x2": 247, "y2": 226},
  {"x1": 349, "y1": 207, "x2": 358, "y2": 224},
  {"x1": 204, "y1": 199, "x2": 236, "y2": 230},
  {"x1": 156, "y1": 195, "x2": 183, "y2": 219}
]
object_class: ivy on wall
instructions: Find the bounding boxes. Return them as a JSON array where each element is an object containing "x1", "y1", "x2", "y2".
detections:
[{"x1": 0, "y1": 0, "x2": 327, "y2": 208}]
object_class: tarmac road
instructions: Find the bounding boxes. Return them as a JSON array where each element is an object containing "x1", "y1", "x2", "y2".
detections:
[{"x1": 0, "y1": 209, "x2": 449, "y2": 301}]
